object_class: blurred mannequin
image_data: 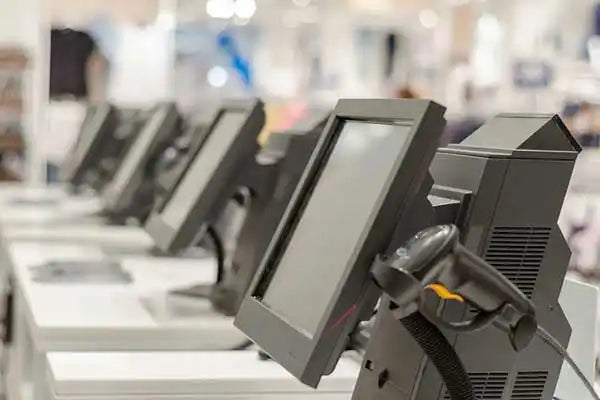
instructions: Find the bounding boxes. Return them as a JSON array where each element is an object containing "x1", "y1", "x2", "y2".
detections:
[
  {"x1": 47, "y1": 27, "x2": 108, "y2": 181},
  {"x1": 50, "y1": 28, "x2": 108, "y2": 101}
]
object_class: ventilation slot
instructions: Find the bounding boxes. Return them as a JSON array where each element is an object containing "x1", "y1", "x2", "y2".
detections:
[
  {"x1": 442, "y1": 372, "x2": 508, "y2": 400},
  {"x1": 483, "y1": 227, "x2": 551, "y2": 298},
  {"x1": 511, "y1": 371, "x2": 548, "y2": 400}
]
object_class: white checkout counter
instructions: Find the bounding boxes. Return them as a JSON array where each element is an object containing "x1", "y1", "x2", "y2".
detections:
[
  {"x1": 42, "y1": 351, "x2": 360, "y2": 400},
  {"x1": 0, "y1": 195, "x2": 104, "y2": 227},
  {"x1": 34, "y1": 279, "x2": 598, "y2": 400},
  {"x1": 1, "y1": 183, "x2": 595, "y2": 400},
  {"x1": 5, "y1": 242, "x2": 245, "y2": 400},
  {"x1": 0, "y1": 184, "x2": 67, "y2": 202},
  {"x1": 0, "y1": 184, "x2": 153, "y2": 252},
  {"x1": 1, "y1": 224, "x2": 154, "y2": 254},
  {"x1": 0, "y1": 183, "x2": 105, "y2": 236}
]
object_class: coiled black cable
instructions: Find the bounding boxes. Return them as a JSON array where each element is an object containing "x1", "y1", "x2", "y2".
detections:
[{"x1": 401, "y1": 312, "x2": 477, "y2": 400}]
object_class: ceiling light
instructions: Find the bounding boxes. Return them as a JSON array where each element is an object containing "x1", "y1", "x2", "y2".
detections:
[
  {"x1": 234, "y1": 0, "x2": 256, "y2": 19},
  {"x1": 419, "y1": 8, "x2": 440, "y2": 29},
  {"x1": 207, "y1": 66, "x2": 229, "y2": 87},
  {"x1": 293, "y1": 0, "x2": 311, "y2": 7},
  {"x1": 233, "y1": 16, "x2": 251, "y2": 25},
  {"x1": 206, "y1": 0, "x2": 235, "y2": 19}
]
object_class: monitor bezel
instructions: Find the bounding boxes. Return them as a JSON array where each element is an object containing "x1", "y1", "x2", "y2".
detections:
[
  {"x1": 144, "y1": 98, "x2": 265, "y2": 255},
  {"x1": 101, "y1": 102, "x2": 179, "y2": 213},
  {"x1": 63, "y1": 104, "x2": 116, "y2": 187},
  {"x1": 234, "y1": 98, "x2": 446, "y2": 387}
]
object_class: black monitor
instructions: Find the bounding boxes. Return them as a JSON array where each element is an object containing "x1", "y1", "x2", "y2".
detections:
[
  {"x1": 234, "y1": 99, "x2": 446, "y2": 386},
  {"x1": 101, "y1": 102, "x2": 180, "y2": 215},
  {"x1": 212, "y1": 117, "x2": 328, "y2": 316},
  {"x1": 152, "y1": 124, "x2": 209, "y2": 205},
  {"x1": 90, "y1": 108, "x2": 147, "y2": 190},
  {"x1": 61, "y1": 104, "x2": 117, "y2": 188},
  {"x1": 80, "y1": 108, "x2": 149, "y2": 193},
  {"x1": 144, "y1": 99, "x2": 265, "y2": 255}
]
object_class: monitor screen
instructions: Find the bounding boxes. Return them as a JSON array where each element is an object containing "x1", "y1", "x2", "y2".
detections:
[
  {"x1": 64, "y1": 108, "x2": 107, "y2": 176},
  {"x1": 260, "y1": 121, "x2": 411, "y2": 335},
  {"x1": 159, "y1": 111, "x2": 248, "y2": 230},
  {"x1": 102, "y1": 106, "x2": 168, "y2": 205}
]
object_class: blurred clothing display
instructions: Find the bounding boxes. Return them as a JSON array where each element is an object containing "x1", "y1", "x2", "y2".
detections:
[
  {"x1": 562, "y1": 102, "x2": 600, "y2": 148},
  {"x1": 106, "y1": 24, "x2": 172, "y2": 106},
  {"x1": 50, "y1": 28, "x2": 97, "y2": 99},
  {"x1": 48, "y1": 27, "x2": 108, "y2": 181}
]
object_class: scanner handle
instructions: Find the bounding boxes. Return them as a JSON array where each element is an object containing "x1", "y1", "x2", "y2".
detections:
[
  {"x1": 371, "y1": 224, "x2": 538, "y2": 351},
  {"x1": 437, "y1": 235, "x2": 535, "y2": 318}
]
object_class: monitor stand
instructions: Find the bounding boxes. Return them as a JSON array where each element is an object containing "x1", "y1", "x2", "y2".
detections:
[
  {"x1": 165, "y1": 284, "x2": 219, "y2": 318},
  {"x1": 167, "y1": 282, "x2": 238, "y2": 318},
  {"x1": 169, "y1": 283, "x2": 213, "y2": 299},
  {"x1": 162, "y1": 185, "x2": 256, "y2": 316}
]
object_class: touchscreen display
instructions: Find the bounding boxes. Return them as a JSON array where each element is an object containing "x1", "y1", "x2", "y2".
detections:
[{"x1": 261, "y1": 121, "x2": 411, "y2": 335}]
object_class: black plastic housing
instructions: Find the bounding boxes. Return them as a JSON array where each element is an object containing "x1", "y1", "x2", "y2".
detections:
[
  {"x1": 234, "y1": 99, "x2": 446, "y2": 387},
  {"x1": 144, "y1": 99, "x2": 265, "y2": 255}
]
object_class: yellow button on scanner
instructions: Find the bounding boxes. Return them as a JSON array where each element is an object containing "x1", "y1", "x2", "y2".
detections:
[{"x1": 426, "y1": 284, "x2": 465, "y2": 303}]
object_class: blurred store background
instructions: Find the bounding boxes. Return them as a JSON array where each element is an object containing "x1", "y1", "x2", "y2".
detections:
[
  {"x1": 5, "y1": 0, "x2": 600, "y2": 295},
  {"x1": 2, "y1": 0, "x2": 600, "y2": 180}
]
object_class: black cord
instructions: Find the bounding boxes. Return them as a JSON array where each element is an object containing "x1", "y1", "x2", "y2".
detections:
[
  {"x1": 204, "y1": 188, "x2": 249, "y2": 287},
  {"x1": 166, "y1": 226, "x2": 225, "y2": 301},
  {"x1": 536, "y1": 326, "x2": 600, "y2": 400},
  {"x1": 205, "y1": 225, "x2": 225, "y2": 284},
  {"x1": 401, "y1": 312, "x2": 477, "y2": 400}
]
